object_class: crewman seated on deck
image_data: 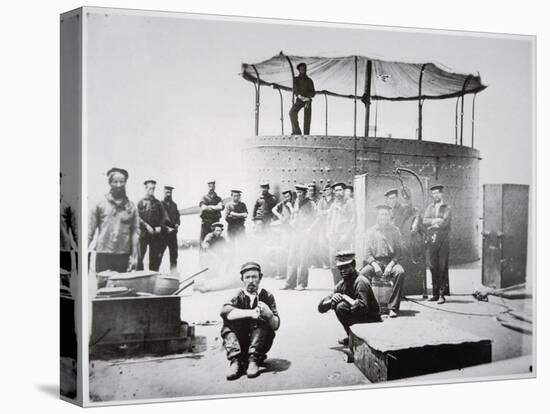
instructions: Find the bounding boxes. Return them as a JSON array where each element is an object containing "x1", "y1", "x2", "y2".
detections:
[
  {"x1": 220, "y1": 262, "x2": 280, "y2": 381},
  {"x1": 318, "y1": 251, "x2": 381, "y2": 347}
]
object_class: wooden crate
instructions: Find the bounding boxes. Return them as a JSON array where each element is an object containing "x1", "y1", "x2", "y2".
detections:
[{"x1": 350, "y1": 319, "x2": 492, "y2": 382}]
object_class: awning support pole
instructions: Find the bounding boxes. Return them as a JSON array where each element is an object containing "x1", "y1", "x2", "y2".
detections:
[
  {"x1": 364, "y1": 59, "x2": 373, "y2": 138},
  {"x1": 252, "y1": 64, "x2": 261, "y2": 136},
  {"x1": 418, "y1": 64, "x2": 427, "y2": 141},
  {"x1": 354, "y1": 56, "x2": 358, "y2": 175},
  {"x1": 455, "y1": 97, "x2": 459, "y2": 145},
  {"x1": 353, "y1": 56, "x2": 358, "y2": 138},
  {"x1": 459, "y1": 75, "x2": 472, "y2": 146},
  {"x1": 324, "y1": 93, "x2": 328, "y2": 136},
  {"x1": 276, "y1": 87, "x2": 284, "y2": 135},
  {"x1": 471, "y1": 93, "x2": 477, "y2": 148},
  {"x1": 282, "y1": 53, "x2": 296, "y2": 105}
]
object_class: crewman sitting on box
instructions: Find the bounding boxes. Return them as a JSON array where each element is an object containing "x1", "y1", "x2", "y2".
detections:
[
  {"x1": 220, "y1": 262, "x2": 280, "y2": 380},
  {"x1": 318, "y1": 251, "x2": 381, "y2": 347},
  {"x1": 359, "y1": 204, "x2": 406, "y2": 318}
]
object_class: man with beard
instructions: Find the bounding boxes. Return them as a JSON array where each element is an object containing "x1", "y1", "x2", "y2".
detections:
[
  {"x1": 224, "y1": 189, "x2": 248, "y2": 239},
  {"x1": 281, "y1": 184, "x2": 316, "y2": 291},
  {"x1": 360, "y1": 205, "x2": 406, "y2": 318},
  {"x1": 199, "y1": 180, "x2": 224, "y2": 243},
  {"x1": 327, "y1": 182, "x2": 356, "y2": 285},
  {"x1": 220, "y1": 262, "x2": 280, "y2": 380},
  {"x1": 252, "y1": 183, "x2": 277, "y2": 228},
  {"x1": 289, "y1": 62, "x2": 316, "y2": 135},
  {"x1": 88, "y1": 167, "x2": 140, "y2": 273},
  {"x1": 318, "y1": 251, "x2": 381, "y2": 346},
  {"x1": 160, "y1": 185, "x2": 180, "y2": 274},
  {"x1": 137, "y1": 180, "x2": 169, "y2": 271},
  {"x1": 423, "y1": 184, "x2": 452, "y2": 304}
]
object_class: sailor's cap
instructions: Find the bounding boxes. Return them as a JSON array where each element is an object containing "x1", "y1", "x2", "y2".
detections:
[
  {"x1": 106, "y1": 167, "x2": 129, "y2": 180},
  {"x1": 335, "y1": 251, "x2": 356, "y2": 267},
  {"x1": 331, "y1": 182, "x2": 346, "y2": 190},
  {"x1": 240, "y1": 261, "x2": 262, "y2": 274}
]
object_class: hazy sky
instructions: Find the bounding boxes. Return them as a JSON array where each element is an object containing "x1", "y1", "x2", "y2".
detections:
[{"x1": 85, "y1": 9, "x2": 534, "y2": 209}]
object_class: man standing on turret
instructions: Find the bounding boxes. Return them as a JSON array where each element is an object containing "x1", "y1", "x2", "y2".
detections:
[{"x1": 289, "y1": 62, "x2": 315, "y2": 135}]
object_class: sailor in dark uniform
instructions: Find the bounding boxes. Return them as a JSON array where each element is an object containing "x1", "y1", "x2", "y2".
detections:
[
  {"x1": 252, "y1": 183, "x2": 277, "y2": 228},
  {"x1": 220, "y1": 262, "x2": 280, "y2": 380},
  {"x1": 137, "y1": 179, "x2": 169, "y2": 271},
  {"x1": 160, "y1": 185, "x2": 180, "y2": 274},
  {"x1": 289, "y1": 62, "x2": 316, "y2": 135},
  {"x1": 318, "y1": 251, "x2": 381, "y2": 346},
  {"x1": 225, "y1": 189, "x2": 248, "y2": 239},
  {"x1": 423, "y1": 184, "x2": 452, "y2": 304},
  {"x1": 199, "y1": 180, "x2": 224, "y2": 243}
]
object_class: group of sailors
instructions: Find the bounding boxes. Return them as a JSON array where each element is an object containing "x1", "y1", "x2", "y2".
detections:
[
  {"x1": 87, "y1": 167, "x2": 181, "y2": 275},
  {"x1": 196, "y1": 180, "x2": 358, "y2": 292},
  {"x1": 86, "y1": 166, "x2": 452, "y2": 311}
]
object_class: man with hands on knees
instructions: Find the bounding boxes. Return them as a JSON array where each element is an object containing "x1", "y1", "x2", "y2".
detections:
[
  {"x1": 318, "y1": 251, "x2": 381, "y2": 348},
  {"x1": 220, "y1": 262, "x2": 280, "y2": 380}
]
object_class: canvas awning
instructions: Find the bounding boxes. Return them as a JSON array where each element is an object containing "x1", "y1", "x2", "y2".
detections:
[{"x1": 241, "y1": 52, "x2": 486, "y2": 101}]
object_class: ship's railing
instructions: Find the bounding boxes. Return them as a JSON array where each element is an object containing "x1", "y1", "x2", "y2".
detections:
[{"x1": 250, "y1": 57, "x2": 478, "y2": 149}]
